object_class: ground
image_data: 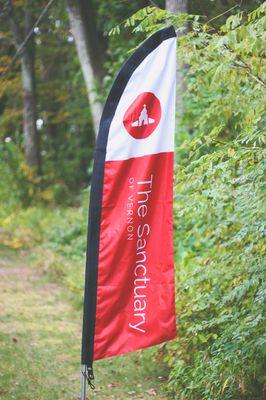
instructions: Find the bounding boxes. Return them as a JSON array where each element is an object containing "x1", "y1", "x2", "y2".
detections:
[{"x1": 0, "y1": 246, "x2": 170, "y2": 399}]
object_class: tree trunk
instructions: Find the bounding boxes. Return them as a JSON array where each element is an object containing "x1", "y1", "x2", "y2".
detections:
[
  {"x1": 22, "y1": 7, "x2": 40, "y2": 171},
  {"x1": 21, "y1": 49, "x2": 40, "y2": 171},
  {"x1": 66, "y1": 0, "x2": 105, "y2": 136},
  {"x1": 166, "y1": 0, "x2": 187, "y2": 14},
  {"x1": 7, "y1": 1, "x2": 41, "y2": 172},
  {"x1": 165, "y1": 0, "x2": 188, "y2": 122}
]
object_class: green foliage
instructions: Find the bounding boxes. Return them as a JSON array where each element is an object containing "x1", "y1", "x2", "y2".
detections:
[
  {"x1": 0, "y1": 1, "x2": 265, "y2": 399},
  {"x1": 34, "y1": 5, "x2": 95, "y2": 193},
  {"x1": 0, "y1": 0, "x2": 95, "y2": 205},
  {"x1": 0, "y1": 203, "x2": 88, "y2": 310},
  {"x1": 109, "y1": 6, "x2": 193, "y2": 37},
  {"x1": 126, "y1": 3, "x2": 266, "y2": 399},
  {"x1": 0, "y1": 142, "x2": 38, "y2": 213}
]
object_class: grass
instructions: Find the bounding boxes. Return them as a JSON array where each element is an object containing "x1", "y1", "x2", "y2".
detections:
[{"x1": 0, "y1": 245, "x2": 170, "y2": 399}]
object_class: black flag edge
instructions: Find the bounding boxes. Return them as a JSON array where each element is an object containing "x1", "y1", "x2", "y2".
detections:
[{"x1": 81, "y1": 26, "x2": 177, "y2": 373}]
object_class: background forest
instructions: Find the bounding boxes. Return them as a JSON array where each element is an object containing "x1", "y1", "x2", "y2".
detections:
[{"x1": 0, "y1": 0, "x2": 265, "y2": 399}]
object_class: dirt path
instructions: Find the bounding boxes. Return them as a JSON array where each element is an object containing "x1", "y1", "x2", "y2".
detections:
[{"x1": 0, "y1": 247, "x2": 169, "y2": 400}]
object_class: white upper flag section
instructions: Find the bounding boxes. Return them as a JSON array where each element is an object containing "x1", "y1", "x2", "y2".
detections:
[{"x1": 105, "y1": 36, "x2": 176, "y2": 162}]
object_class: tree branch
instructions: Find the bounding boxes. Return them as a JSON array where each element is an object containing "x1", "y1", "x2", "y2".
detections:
[{"x1": 226, "y1": 45, "x2": 266, "y2": 88}]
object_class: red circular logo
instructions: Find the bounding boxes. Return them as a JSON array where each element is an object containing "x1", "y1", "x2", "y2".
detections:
[{"x1": 123, "y1": 92, "x2": 161, "y2": 139}]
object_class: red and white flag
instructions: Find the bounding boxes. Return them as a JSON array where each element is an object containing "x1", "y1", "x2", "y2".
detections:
[{"x1": 81, "y1": 26, "x2": 177, "y2": 380}]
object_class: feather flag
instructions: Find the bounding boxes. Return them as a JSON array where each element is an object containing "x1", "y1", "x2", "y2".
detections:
[{"x1": 81, "y1": 26, "x2": 177, "y2": 383}]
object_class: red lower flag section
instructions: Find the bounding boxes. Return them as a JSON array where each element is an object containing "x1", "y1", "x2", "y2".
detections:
[{"x1": 94, "y1": 152, "x2": 176, "y2": 360}]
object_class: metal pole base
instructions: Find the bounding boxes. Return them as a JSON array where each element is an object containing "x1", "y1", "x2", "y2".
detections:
[{"x1": 81, "y1": 365, "x2": 87, "y2": 400}]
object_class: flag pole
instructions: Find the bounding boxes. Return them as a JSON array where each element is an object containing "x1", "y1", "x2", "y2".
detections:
[
  {"x1": 80, "y1": 26, "x2": 177, "y2": 400},
  {"x1": 81, "y1": 365, "x2": 87, "y2": 400}
]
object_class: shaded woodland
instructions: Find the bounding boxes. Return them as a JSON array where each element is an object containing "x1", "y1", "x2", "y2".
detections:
[{"x1": 0, "y1": 1, "x2": 265, "y2": 399}]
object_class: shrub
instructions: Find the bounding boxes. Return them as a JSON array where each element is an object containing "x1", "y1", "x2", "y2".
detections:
[{"x1": 125, "y1": 4, "x2": 266, "y2": 399}]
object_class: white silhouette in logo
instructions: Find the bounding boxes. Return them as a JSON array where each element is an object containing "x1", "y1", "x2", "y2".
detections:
[{"x1": 131, "y1": 104, "x2": 155, "y2": 127}]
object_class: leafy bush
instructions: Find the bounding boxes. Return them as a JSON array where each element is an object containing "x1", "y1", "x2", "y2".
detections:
[
  {"x1": 0, "y1": 142, "x2": 38, "y2": 214},
  {"x1": 125, "y1": 4, "x2": 266, "y2": 399},
  {"x1": 0, "y1": 202, "x2": 88, "y2": 306}
]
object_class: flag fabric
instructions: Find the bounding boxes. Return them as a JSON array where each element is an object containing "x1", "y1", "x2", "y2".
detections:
[{"x1": 81, "y1": 26, "x2": 177, "y2": 377}]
